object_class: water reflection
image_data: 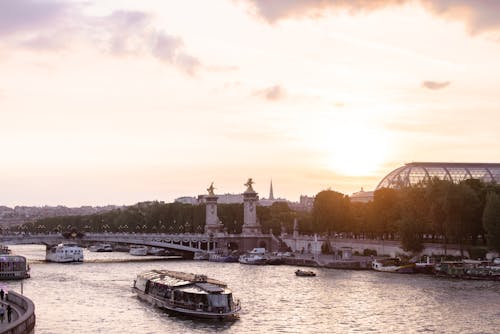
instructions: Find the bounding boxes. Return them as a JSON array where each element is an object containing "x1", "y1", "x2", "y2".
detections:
[{"x1": 3, "y1": 245, "x2": 500, "y2": 334}]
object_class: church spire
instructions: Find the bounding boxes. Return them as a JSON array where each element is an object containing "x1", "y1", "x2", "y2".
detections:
[{"x1": 269, "y1": 180, "x2": 274, "y2": 200}]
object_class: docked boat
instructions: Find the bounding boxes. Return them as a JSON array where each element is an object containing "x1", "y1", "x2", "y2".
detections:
[
  {"x1": 0, "y1": 255, "x2": 30, "y2": 280},
  {"x1": 147, "y1": 247, "x2": 169, "y2": 256},
  {"x1": 193, "y1": 251, "x2": 209, "y2": 260},
  {"x1": 435, "y1": 260, "x2": 500, "y2": 281},
  {"x1": 0, "y1": 245, "x2": 11, "y2": 255},
  {"x1": 132, "y1": 269, "x2": 241, "y2": 320},
  {"x1": 295, "y1": 269, "x2": 316, "y2": 277},
  {"x1": 88, "y1": 243, "x2": 113, "y2": 252},
  {"x1": 239, "y1": 248, "x2": 268, "y2": 265},
  {"x1": 129, "y1": 245, "x2": 148, "y2": 256},
  {"x1": 371, "y1": 258, "x2": 415, "y2": 274},
  {"x1": 413, "y1": 256, "x2": 436, "y2": 274},
  {"x1": 46, "y1": 243, "x2": 84, "y2": 263},
  {"x1": 209, "y1": 250, "x2": 239, "y2": 263}
]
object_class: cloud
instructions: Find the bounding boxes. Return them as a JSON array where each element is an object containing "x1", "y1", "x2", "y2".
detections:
[
  {"x1": 244, "y1": 0, "x2": 500, "y2": 34},
  {"x1": 254, "y1": 85, "x2": 286, "y2": 101},
  {"x1": 422, "y1": 80, "x2": 451, "y2": 90},
  {"x1": 0, "y1": 1, "x2": 201, "y2": 75}
]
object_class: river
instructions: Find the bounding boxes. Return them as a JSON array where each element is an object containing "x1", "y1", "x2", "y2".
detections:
[{"x1": 3, "y1": 245, "x2": 500, "y2": 333}]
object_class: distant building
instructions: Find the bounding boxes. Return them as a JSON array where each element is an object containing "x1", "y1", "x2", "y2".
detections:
[
  {"x1": 174, "y1": 196, "x2": 199, "y2": 205},
  {"x1": 350, "y1": 188, "x2": 374, "y2": 203}
]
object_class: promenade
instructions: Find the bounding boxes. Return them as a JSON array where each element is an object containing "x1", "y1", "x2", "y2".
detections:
[{"x1": 0, "y1": 298, "x2": 20, "y2": 332}]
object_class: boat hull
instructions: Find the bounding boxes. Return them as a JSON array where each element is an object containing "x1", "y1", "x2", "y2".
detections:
[{"x1": 132, "y1": 287, "x2": 240, "y2": 321}]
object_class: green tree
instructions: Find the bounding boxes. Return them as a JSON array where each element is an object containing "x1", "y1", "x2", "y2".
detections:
[
  {"x1": 372, "y1": 188, "x2": 400, "y2": 239},
  {"x1": 482, "y1": 192, "x2": 500, "y2": 252},
  {"x1": 312, "y1": 190, "x2": 350, "y2": 235}
]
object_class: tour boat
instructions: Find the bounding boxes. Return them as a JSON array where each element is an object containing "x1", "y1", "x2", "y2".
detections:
[
  {"x1": 371, "y1": 258, "x2": 415, "y2": 274},
  {"x1": 0, "y1": 255, "x2": 30, "y2": 280},
  {"x1": 238, "y1": 248, "x2": 268, "y2": 265},
  {"x1": 88, "y1": 243, "x2": 113, "y2": 252},
  {"x1": 45, "y1": 243, "x2": 84, "y2": 263},
  {"x1": 132, "y1": 269, "x2": 241, "y2": 320},
  {"x1": 129, "y1": 245, "x2": 148, "y2": 256},
  {"x1": 295, "y1": 269, "x2": 316, "y2": 277}
]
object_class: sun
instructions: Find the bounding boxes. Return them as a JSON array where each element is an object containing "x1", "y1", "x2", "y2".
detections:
[{"x1": 325, "y1": 122, "x2": 389, "y2": 176}]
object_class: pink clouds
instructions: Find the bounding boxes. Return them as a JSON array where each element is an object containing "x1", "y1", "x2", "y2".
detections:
[
  {"x1": 245, "y1": 0, "x2": 500, "y2": 34},
  {"x1": 0, "y1": 1, "x2": 201, "y2": 75},
  {"x1": 422, "y1": 81, "x2": 451, "y2": 90},
  {"x1": 254, "y1": 85, "x2": 286, "y2": 101}
]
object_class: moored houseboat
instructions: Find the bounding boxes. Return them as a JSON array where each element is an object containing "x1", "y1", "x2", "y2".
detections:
[
  {"x1": 372, "y1": 258, "x2": 415, "y2": 274},
  {"x1": 0, "y1": 255, "x2": 30, "y2": 280},
  {"x1": 46, "y1": 243, "x2": 84, "y2": 263},
  {"x1": 132, "y1": 269, "x2": 241, "y2": 320},
  {"x1": 435, "y1": 260, "x2": 500, "y2": 281}
]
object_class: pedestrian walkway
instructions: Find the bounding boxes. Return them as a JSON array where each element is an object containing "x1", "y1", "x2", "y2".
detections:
[{"x1": 0, "y1": 300, "x2": 20, "y2": 332}]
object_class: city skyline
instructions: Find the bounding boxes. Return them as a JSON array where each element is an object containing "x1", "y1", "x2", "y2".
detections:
[{"x1": 2, "y1": 0, "x2": 500, "y2": 206}]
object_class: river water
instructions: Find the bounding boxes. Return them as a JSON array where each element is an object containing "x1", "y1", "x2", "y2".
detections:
[{"x1": 3, "y1": 245, "x2": 500, "y2": 334}]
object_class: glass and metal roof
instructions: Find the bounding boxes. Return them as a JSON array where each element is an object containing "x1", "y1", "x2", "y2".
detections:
[{"x1": 376, "y1": 162, "x2": 500, "y2": 190}]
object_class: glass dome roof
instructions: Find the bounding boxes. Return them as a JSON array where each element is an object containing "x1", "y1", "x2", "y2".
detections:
[{"x1": 376, "y1": 162, "x2": 500, "y2": 190}]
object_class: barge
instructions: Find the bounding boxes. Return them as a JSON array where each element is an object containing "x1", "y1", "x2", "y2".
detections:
[{"x1": 132, "y1": 269, "x2": 241, "y2": 320}]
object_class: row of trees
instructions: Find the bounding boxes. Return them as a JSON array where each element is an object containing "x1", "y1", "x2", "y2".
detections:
[
  {"x1": 21, "y1": 201, "x2": 295, "y2": 236},
  {"x1": 309, "y1": 179, "x2": 500, "y2": 253}
]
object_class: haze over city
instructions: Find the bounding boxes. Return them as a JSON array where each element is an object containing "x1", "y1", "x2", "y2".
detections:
[{"x1": 2, "y1": 0, "x2": 500, "y2": 206}]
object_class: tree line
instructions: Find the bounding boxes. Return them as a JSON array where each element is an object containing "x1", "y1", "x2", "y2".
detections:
[
  {"x1": 20, "y1": 201, "x2": 295, "y2": 236},
  {"x1": 307, "y1": 179, "x2": 500, "y2": 254}
]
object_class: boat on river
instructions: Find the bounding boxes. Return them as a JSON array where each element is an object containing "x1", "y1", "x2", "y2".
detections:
[
  {"x1": 295, "y1": 269, "x2": 316, "y2": 277},
  {"x1": 372, "y1": 258, "x2": 415, "y2": 274},
  {"x1": 129, "y1": 245, "x2": 148, "y2": 256},
  {"x1": 435, "y1": 260, "x2": 500, "y2": 281},
  {"x1": 0, "y1": 255, "x2": 30, "y2": 280},
  {"x1": 209, "y1": 250, "x2": 239, "y2": 263},
  {"x1": 239, "y1": 248, "x2": 268, "y2": 265},
  {"x1": 88, "y1": 243, "x2": 113, "y2": 252},
  {"x1": 46, "y1": 243, "x2": 84, "y2": 263},
  {"x1": 132, "y1": 269, "x2": 241, "y2": 320}
]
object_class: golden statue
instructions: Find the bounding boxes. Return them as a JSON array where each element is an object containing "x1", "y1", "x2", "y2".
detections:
[
  {"x1": 244, "y1": 178, "x2": 255, "y2": 192},
  {"x1": 207, "y1": 182, "x2": 215, "y2": 196}
]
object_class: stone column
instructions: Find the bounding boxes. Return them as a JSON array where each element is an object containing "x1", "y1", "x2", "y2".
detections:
[
  {"x1": 242, "y1": 178, "x2": 261, "y2": 235},
  {"x1": 204, "y1": 182, "x2": 222, "y2": 234}
]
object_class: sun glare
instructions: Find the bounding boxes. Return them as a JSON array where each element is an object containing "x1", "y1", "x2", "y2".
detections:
[{"x1": 325, "y1": 122, "x2": 389, "y2": 176}]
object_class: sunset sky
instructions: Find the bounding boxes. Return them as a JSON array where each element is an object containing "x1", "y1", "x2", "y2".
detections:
[{"x1": 2, "y1": 0, "x2": 500, "y2": 206}]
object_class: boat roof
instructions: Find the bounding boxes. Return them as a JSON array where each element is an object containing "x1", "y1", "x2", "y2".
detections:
[
  {"x1": 138, "y1": 270, "x2": 227, "y2": 288},
  {"x1": 0, "y1": 255, "x2": 27, "y2": 262}
]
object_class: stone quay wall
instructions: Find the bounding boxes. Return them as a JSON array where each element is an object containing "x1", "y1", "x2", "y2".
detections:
[{"x1": 0, "y1": 292, "x2": 35, "y2": 334}]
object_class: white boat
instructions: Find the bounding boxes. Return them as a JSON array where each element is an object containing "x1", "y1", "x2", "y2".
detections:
[
  {"x1": 88, "y1": 243, "x2": 113, "y2": 252},
  {"x1": 0, "y1": 255, "x2": 30, "y2": 280},
  {"x1": 239, "y1": 248, "x2": 268, "y2": 265},
  {"x1": 46, "y1": 243, "x2": 84, "y2": 263},
  {"x1": 129, "y1": 245, "x2": 148, "y2": 256},
  {"x1": 372, "y1": 258, "x2": 415, "y2": 274},
  {"x1": 132, "y1": 269, "x2": 241, "y2": 320}
]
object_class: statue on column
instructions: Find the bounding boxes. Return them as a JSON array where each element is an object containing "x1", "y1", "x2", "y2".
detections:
[
  {"x1": 244, "y1": 178, "x2": 255, "y2": 192},
  {"x1": 207, "y1": 182, "x2": 216, "y2": 196}
]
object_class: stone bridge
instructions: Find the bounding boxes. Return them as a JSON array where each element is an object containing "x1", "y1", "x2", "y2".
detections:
[{"x1": 0, "y1": 232, "x2": 279, "y2": 256}]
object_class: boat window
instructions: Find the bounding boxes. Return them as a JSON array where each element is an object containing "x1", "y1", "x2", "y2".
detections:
[{"x1": 207, "y1": 294, "x2": 228, "y2": 308}]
